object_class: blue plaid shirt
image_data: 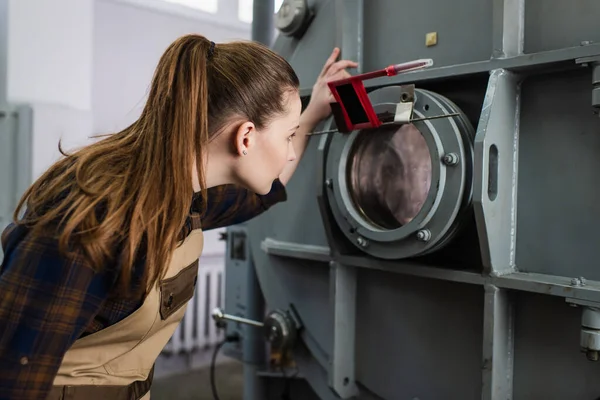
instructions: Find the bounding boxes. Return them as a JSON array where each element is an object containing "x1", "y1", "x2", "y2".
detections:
[{"x1": 0, "y1": 180, "x2": 286, "y2": 400}]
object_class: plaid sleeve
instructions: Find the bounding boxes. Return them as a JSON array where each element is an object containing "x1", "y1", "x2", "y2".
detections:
[
  {"x1": 199, "y1": 179, "x2": 287, "y2": 231},
  {"x1": 0, "y1": 223, "x2": 114, "y2": 400}
]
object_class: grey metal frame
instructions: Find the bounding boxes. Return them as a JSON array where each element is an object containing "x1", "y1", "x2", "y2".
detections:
[
  {"x1": 324, "y1": 87, "x2": 475, "y2": 259},
  {"x1": 256, "y1": 0, "x2": 600, "y2": 399}
]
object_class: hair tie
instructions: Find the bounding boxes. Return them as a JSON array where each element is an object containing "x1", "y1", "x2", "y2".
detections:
[{"x1": 207, "y1": 41, "x2": 215, "y2": 58}]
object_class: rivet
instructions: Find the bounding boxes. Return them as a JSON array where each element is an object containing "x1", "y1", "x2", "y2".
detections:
[
  {"x1": 416, "y1": 229, "x2": 431, "y2": 242},
  {"x1": 20, "y1": 357, "x2": 28, "y2": 365},
  {"x1": 442, "y1": 153, "x2": 459, "y2": 166},
  {"x1": 356, "y1": 236, "x2": 369, "y2": 248}
]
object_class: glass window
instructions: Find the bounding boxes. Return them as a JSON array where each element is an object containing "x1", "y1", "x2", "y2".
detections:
[
  {"x1": 161, "y1": 0, "x2": 218, "y2": 14},
  {"x1": 347, "y1": 124, "x2": 432, "y2": 229},
  {"x1": 238, "y1": 0, "x2": 284, "y2": 23}
]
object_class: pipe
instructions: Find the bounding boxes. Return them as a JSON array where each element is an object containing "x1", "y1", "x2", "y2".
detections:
[
  {"x1": 242, "y1": 255, "x2": 267, "y2": 400},
  {"x1": 251, "y1": 0, "x2": 275, "y2": 46},
  {"x1": 243, "y1": 3, "x2": 274, "y2": 399}
]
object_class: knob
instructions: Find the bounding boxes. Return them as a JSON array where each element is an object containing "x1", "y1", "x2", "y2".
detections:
[{"x1": 264, "y1": 309, "x2": 297, "y2": 352}]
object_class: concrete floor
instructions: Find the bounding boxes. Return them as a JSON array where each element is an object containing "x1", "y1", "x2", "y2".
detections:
[{"x1": 151, "y1": 360, "x2": 244, "y2": 400}]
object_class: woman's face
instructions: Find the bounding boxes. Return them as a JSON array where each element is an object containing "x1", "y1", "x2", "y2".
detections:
[{"x1": 235, "y1": 91, "x2": 302, "y2": 194}]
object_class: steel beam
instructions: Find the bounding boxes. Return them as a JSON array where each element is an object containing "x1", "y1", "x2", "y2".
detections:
[
  {"x1": 482, "y1": 285, "x2": 515, "y2": 400},
  {"x1": 251, "y1": 0, "x2": 274, "y2": 46},
  {"x1": 492, "y1": 0, "x2": 524, "y2": 58},
  {"x1": 335, "y1": 0, "x2": 363, "y2": 73},
  {"x1": 328, "y1": 262, "x2": 358, "y2": 399},
  {"x1": 473, "y1": 69, "x2": 520, "y2": 276},
  {"x1": 260, "y1": 239, "x2": 600, "y2": 304},
  {"x1": 299, "y1": 43, "x2": 600, "y2": 98}
]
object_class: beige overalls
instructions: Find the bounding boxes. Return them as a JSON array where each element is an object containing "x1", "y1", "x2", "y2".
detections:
[{"x1": 47, "y1": 220, "x2": 204, "y2": 400}]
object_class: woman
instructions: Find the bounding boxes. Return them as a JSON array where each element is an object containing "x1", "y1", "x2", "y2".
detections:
[{"x1": 0, "y1": 34, "x2": 357, "y2": 400}]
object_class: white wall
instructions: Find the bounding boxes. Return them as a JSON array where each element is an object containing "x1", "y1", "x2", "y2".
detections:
[
  {"x1": 6, "y1": 0, "x2": 95, "y2": 179},
  {"x1": 93, "y1": 0, "x2": 250, "y2": 134},
  {"x1": 93, "y1": 0, "x2": 252, "y2": 254},
  {"x1": 7, "y1": 0, "x2": 93, "y2": 110}
]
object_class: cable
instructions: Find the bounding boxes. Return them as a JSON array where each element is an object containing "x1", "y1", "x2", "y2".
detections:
[{"x1": 211, "y1": 333, "x2": 240, "y2": 400}]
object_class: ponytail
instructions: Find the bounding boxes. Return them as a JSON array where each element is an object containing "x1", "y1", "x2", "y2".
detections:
[{"x1": 14, "y1": 34, "x2": 299, "y2": 296}]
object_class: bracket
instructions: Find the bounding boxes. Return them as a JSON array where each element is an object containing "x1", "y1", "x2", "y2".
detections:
[
  {"x1": 310, "y1": 83, "x2": 459, "y2": 137},
  {"x1": 575, "y1": 55, "x2": 600, "y2": 112}
]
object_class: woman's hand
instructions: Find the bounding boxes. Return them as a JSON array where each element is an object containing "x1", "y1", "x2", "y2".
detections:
[{"x1": 302, "y1": 47, "x2": 358, "y2": 125}]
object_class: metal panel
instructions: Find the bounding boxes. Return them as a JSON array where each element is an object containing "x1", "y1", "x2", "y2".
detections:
[
  {"x1": 362, "y1": 0, "x2": 493, "y2": 71},
  {"x1": 512, "y1": 292, "x2": 600, "y2": 399},
  {"x1": 0, "y1": 105, "x2": 32, "y2": 260},
  {"x1": 516, "y1": 68, "x2": 600, "y2": 280},
  {"x1": 524, "y1": 0, "x2": 600, "y2": 54},
  {"x1": 355, "y1": 272, "x2": 484, "y2": 400},
  {"x1": 222, "y1": 228, "x2": 251, "y2": 360},
  {"x1": 286, "y1": 0, "x2": 336, "y2": 89},
  {"x1": 0, "y1": 107, "x2": 15, "y2": 237}
]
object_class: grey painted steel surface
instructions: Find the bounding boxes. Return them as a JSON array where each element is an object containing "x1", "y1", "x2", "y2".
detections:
[
  {"x1": 222, "y1": 0, "x2": 600, "y2": 399},
  {"x1": 0, "y1": 105, "x2": 33, "y2": 259},
  {"x1": 238, "y1": 3, "x2": 276, "y2": 400}
]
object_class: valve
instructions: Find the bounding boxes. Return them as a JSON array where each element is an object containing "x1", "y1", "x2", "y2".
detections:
[
  {"x1": 581, "y1": 307, "x2": 600, "y2": 361},
  {"x1": 212, "y1": 307, "x2": 300, "y2": 352}
]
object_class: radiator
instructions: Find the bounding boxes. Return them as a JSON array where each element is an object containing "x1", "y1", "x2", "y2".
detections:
[{"x1": 162, "y1": 255, "x2": 225, "y2": 354}]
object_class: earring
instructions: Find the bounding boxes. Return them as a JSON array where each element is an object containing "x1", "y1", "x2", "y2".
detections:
[{"x1": 242, "y1": 150, "x2": 247, "y2": 155}]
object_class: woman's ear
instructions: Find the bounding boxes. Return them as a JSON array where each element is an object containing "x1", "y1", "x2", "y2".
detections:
[{"x1": 234, "y1": 121, "x2": 256, "y2": 157}]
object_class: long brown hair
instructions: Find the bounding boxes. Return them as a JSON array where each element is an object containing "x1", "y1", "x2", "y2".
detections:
[{"x1": 13, "y1": 34, "x2": 299, "y2": 296}]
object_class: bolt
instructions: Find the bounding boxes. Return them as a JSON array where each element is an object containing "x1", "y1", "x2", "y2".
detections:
[
  {"x1": 571, "y1": 277, "x2": 587, "y2": 286},
  {"x1": 442, "y1": 153, "x2": 459, "y2": 166},
  {"x1": 356, "y1": 236, "x2": 369, "y2": 247},
  {"x1": 416, "y1": 229, "x2": 431, "y2": 242},
  {"x1": 325, "y1": 179, "x2": 333, "y2": 189}
]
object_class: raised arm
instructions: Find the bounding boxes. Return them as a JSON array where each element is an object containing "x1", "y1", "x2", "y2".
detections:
[
  {"x1": 0, "y1": 223, "x2": 114, "y2": 399},
  {"x1": 279, "y1": 47, "x2": 358, "y2": 186}
]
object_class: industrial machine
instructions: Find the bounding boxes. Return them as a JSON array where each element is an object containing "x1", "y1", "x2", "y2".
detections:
[{"x1": 214, "y1": 0, "x2": 600, "y2": 399}]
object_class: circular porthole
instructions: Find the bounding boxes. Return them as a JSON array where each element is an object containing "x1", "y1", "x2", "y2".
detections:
[
  {"x1": 323, "y1": 85, "x2": 475, "y2": 259},
  {"x1": 347, "y1": 122, "x2": 433, "y2": 230}
]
